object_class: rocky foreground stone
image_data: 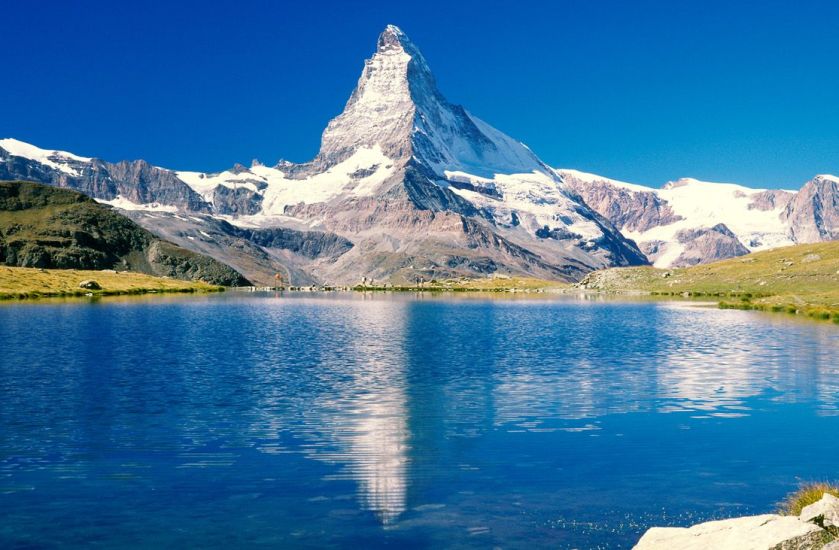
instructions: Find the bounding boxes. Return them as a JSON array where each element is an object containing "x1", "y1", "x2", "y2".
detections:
[{"x1": 634, "y1": 494, "x2": 839, "y2": 549}]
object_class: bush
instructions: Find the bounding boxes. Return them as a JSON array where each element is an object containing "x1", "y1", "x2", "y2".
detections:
[{"x1": 780, "y1": 482, "x2": 839, "y2": 516}]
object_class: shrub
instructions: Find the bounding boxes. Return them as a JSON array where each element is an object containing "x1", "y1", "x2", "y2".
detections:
[{"x1": 780, "y1": 482, "x2": 839, "y2": 516}]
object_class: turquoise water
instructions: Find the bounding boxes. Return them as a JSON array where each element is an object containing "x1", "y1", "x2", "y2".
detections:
[{"x1": 0, "y1": 292, "x2": 837, "y2": 548}]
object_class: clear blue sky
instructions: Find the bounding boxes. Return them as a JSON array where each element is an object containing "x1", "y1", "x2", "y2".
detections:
[{"x1": 3, "y1": 0, "x2": 838, "y2": 188}]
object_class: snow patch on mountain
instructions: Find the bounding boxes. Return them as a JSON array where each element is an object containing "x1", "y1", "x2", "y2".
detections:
[
  {"x1": 177, "y1": 146, "x2": 395, "y2": 219},
  {"x1": 96, "y1": 196, "x2": 179, "y2": 212}
]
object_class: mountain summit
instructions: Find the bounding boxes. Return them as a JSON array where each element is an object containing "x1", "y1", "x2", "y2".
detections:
[{"x1": 315, "y1": 25, "x2": 544, "y2": 179}]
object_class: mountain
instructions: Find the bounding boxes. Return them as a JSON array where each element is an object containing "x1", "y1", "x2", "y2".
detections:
[
  {"x1": 561, "y1": 170, "x2": 839, "y2": 267},
  {"x1": 0, "y1": 180, "x2": 249, "y2": 286},
  {"x1": 0, "y1": 25, "x2": 645, "y2": 285},
  {"x1": 2, "y1": 25, "x2": 837, "y2": 277}
]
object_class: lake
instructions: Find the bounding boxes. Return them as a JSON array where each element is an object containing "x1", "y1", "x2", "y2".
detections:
[{"x1": 1, "y1": 292, "x2": 837, "y2": 548}]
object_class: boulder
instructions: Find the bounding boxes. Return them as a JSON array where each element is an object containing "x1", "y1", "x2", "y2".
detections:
[
  {"x1": 800, "y1": 494, "x2": 839, "y2": 529},
  {"x1": 633, "y1": 514, "x2": 826, "y2": 550},
  {"x1": 78, "y1": 280, "x2": 101, "y2": 290}
]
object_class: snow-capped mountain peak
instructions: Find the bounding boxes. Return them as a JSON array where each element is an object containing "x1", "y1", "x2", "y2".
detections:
[{"x1": 315, "y1": 25, "x2": 544, "y2": 179}]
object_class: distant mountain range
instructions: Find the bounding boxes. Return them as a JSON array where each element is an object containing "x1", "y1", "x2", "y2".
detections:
[{"x1": 1, "y1": 25, "x2": 837, "y2": 284}]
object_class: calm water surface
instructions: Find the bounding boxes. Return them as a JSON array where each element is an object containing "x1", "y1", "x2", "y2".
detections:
[{"x1": 1, "y1": 292, "x2": 838, "y2": 548}]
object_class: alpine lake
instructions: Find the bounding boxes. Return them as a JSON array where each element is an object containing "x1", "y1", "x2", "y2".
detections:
[{"x1": 1, "y1": 291, "x2": 837, "y2": 548}]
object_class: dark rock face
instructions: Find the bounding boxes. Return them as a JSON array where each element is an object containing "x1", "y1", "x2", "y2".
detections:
[
  {"x1": 212, "y1": 185, "x2": 264, "y2": 216},
  {"x1": 234, "y1": 227, "x2": 353, "y2": 260},
  {"x1": 672, "y1": 223, "x2": 750, "y2": 267},
  {"x1": 535, "y1": 225, "x2": 583, "y2": 240},
  {"x1": 749, "y1": 189, "x2": 794, "y2": 211},
  {"x1": 783, "y1": 176, "x2": 839, "y2": 242},
  {"x1": 0, "y1": 181, "x2": 248, "y2": 285}
]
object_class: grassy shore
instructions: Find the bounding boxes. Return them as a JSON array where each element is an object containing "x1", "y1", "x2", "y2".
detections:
[
  {"x1": 577, "y1": 242, "x2": 839, "y2": 322},
  {"x1": 0, "y1": 266, "x2": 224, "y2": 300},
  {"x1": 352, "y1": 275, "x2": 568, "y2": 292}
]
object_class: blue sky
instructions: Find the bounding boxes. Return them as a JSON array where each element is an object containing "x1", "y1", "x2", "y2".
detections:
[{"x1": 3, "y1": 0, "x2": 838, "y2": 188}]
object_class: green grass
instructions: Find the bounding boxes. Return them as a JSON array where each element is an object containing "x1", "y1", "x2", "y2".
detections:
[
  {"x1": 578, "y1": 242, "x2": 839, "y2": 322},
  {"x1": 780, "y1": 482, "x2": 839, "y2": 516},
  {"x1": 0, "y1": 266, "x2": 223, "y2": 300}
]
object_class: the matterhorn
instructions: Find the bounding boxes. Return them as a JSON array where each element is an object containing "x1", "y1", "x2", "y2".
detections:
[{"x1": 0, "y1": 26, "x2": 672, "y2": 284}]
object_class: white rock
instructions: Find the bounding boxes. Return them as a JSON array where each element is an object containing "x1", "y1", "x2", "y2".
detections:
[
  {"x1": 633, "y1": 514, "x2": 824, "y2": 550},
  {"x1": 800, "y1": 493, "x2": 839, "y2": 528}
]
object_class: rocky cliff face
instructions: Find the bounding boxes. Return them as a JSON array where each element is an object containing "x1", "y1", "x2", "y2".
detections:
[
  {"x1": 670, "y1": 224, "x2": 751, "y2": 267},
  {"x1": 783, "y1": 175, "x2": 839, "y2": 242},
  {"x1": 561, "y1": 170, "x2": 682, "y2": 233}
]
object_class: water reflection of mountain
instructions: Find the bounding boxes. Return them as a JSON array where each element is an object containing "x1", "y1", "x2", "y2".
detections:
[
  {"x1": 253, "y1": 297, "x2": 412, "y2": 525},
  {"x1": 245, "y1": 296, "x2": 839, "y2": 525}
]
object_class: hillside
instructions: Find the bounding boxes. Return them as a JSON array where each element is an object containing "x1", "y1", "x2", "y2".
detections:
[
  {"x1": 0, "y1": 181, "x2": 249, "y2": 286},
  {"x1": 577, "y1": 241, "x2": 839, "y2": 321}
]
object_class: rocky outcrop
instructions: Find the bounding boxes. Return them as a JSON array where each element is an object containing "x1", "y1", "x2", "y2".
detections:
[
  {"x1": 749, "y1": 189, "x2": 795, "y2": 211},
  {"x1": 0, "y1": 181, "x2": 248, "y2": 286},
  {"x1": 234, "y1": 226, "x2": 353, "y2": 260},
  {"x1": 671, "y1": 223, "x2": 750, "y2": 267},
  {"x1": 634, "y1": 494, "x2": 839, "y2": 550},
  {"x1": 634, "y1": 515, "x2": 826, "y2": 550},
  {"x1": 801, "y1": 494, "x2": 839, "y2": 532},
  {"x1": 211, "y1": 184, "x2": 264, "y2": 215},
  {"x1": 783, "y1": 176, "x2": 839, "y2": 243}
]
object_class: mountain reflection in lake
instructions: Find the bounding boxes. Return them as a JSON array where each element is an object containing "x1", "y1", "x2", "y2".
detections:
[{"x1": 1, "y1": 293, "x2": 837, "y2": 548}]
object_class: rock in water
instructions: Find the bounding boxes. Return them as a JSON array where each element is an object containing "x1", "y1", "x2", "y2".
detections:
[{"x1": 633, "y1": 514, "x2": 826, "y2": 550}]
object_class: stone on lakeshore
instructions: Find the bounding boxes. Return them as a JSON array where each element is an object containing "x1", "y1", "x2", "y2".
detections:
[
  {"x1": 78, "y1": 280, "x2": 101, "y2": 290},
  {"x1": 800, "y1": 493, "x2": 839, "y2": 529},
  {"x1": 633, "y1": 514, "x2": 825, "y2": 550}
]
